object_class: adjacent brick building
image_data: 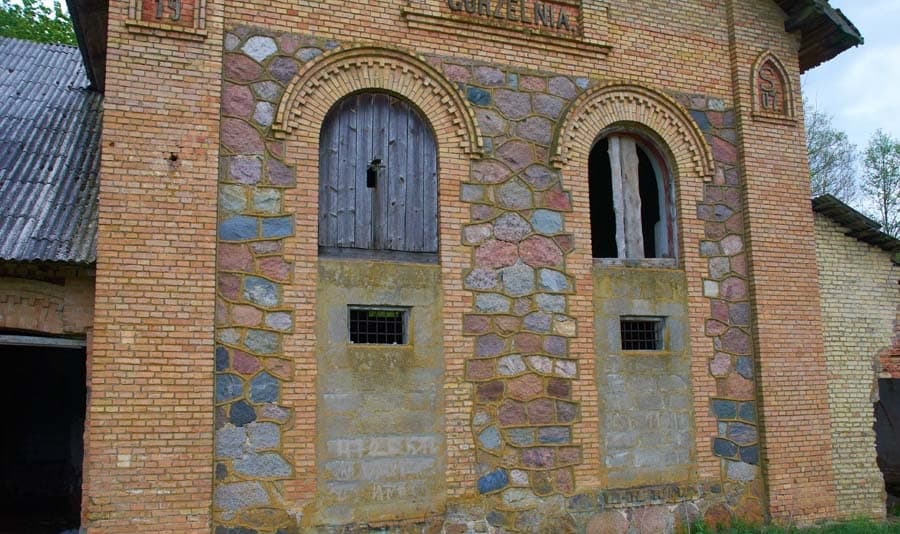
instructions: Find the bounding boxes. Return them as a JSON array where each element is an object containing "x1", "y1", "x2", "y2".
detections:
[
  {"x1": 813, "y1": 195, "x2": 900, "y2": 519},
  {"x1": 0, "y1": 37, "x2": 100, "y2": 531},
  {"x1": 3, "y1": 0, "x2": 892, "y2": 532}
]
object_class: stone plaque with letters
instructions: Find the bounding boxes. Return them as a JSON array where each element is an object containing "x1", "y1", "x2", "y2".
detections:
[{"x1": 444, "y1": 0, "x2": 581, "y2": 37}]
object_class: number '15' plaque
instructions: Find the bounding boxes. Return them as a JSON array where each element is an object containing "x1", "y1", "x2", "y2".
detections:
[{"x1": 140, "y1": 0, "x2": 195, "y2": 27}]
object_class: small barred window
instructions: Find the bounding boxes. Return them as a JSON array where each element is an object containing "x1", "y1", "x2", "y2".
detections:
[
  {"x1": 620, "y1": 317, "x2": 664, "y2": 351},
  {"x1": 349, "y1": 307, "x2": 407, "y2": 345}
]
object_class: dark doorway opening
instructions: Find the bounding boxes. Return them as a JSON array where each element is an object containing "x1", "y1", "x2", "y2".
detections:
[
  {"x1": 876, "y1": 379, "x2": 900, "y2": 509},
  {"x1": 0, "y1": 341, "x2": 86, "y2": 533}
]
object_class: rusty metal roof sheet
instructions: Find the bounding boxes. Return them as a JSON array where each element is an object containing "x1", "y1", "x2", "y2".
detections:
[
  {"x1": 813, "y1": 195, "x2": 900, "y2": 260},
  {"x1": 0, "y1": 37, "x2": 102, "y2": 263}
]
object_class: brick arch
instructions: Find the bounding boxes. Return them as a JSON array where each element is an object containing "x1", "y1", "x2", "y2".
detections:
[
  {"x1": 0, "y1": 278, "x2": 65, "y2": 334},
  {"x1": 551, "y1": 82, "x2": 714, "y2": 180},
  {"x1": 272, "y1": 45, "x2": 483, "y2": 158}
]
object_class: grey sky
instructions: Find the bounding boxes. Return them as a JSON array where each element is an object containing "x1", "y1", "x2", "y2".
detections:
[{"x1": 802, "y1": 0, "x2": 900, "y2": 150}]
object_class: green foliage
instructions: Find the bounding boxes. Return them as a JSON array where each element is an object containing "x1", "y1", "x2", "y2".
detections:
[
  {"x1": 805, "y1": 100, "x2": 859, "y2": 204},
  {"x1": 862, "y1": 129, "x2": 900, "y2": 238},
  {"x1": 0, "y1": 0, "x2": 76, "y2": 45},
  {"x1": 689, "y1": 518, "x2": 900, "y2": 534}
]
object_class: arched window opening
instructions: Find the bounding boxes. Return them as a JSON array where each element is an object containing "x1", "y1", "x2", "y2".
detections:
[
  {"x1": 588, "y1": 134, "x2": 673, "y2": 259},
  {"x1": 319, "y1": 92, "x2": 438, "y2": 256}
]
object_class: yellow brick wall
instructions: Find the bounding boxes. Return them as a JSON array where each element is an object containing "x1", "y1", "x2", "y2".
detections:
[
  {"x1": 84, "y1": 0, "x2": 225, "y2": 529},
  {"x1": 815, "y1": 213, "x2": 897, "y2": 519},
  {"x1": 726, "y1": 0, "x2": 838, "y2": 522},
  {"x1": 85, "y1": 0, "x2": 848, "y2": 529}
]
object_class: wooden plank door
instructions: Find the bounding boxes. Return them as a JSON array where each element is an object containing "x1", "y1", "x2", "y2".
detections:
[{"x1": 319, "y1": 92, "x2": 437, "y2": 253}]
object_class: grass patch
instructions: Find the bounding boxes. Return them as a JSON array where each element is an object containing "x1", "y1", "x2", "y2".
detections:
[{"x1": 688, "y1": 518, "x2": 900, "y2": 534}]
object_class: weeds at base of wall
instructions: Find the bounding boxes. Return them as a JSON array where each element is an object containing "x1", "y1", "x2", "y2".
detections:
[{"x1": 688, "y1": 518, "x2": 900, "y2": 534}]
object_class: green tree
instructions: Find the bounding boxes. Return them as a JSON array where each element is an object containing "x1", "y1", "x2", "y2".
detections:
[
  {"x1": 862, "y1": 129, "x2": 900, "y2": 238},
  {"x1": 805, "y1": 100, "x2": 858, "y2": 203},
  {"x1": 0, "y1": 0, "x2": 76, "y2": 45}
]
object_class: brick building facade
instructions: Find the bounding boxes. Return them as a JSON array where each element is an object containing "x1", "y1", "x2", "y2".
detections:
[
  {"x1": 1, "y1": 0, "x2": 887, "y2": 532},
  {"x1": 813, "y1": 195, "x2": 900, "y2": 519}
]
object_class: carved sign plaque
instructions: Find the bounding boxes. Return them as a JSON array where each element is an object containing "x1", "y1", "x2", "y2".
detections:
[
  {"x1": 444, "y1": 0, "x2": 581, "y2": 36},
  {"x1": 757, "y1": 61, "x2": 785, "y2": 114}
]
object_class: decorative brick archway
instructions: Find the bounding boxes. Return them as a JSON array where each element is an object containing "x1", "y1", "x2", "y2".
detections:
[
  {"x1": 551, "y1": 81, "x2": 714, "y2": 179},
  {"x1": 273, "y1": 45, "x2": 482, "y2": 158}
]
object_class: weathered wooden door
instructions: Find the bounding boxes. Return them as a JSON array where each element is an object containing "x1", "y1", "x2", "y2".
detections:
[{"x1": 319, "y1": 92, "x2": 438, "y2": 253}]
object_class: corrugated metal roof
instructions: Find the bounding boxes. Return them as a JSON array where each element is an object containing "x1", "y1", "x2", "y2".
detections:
[
  {"x1": 812, "y1": 194, "x2": 900, "y2": 260},
  {"x1": 0, "y1": 37, "x2": 102, "y2": 263}
]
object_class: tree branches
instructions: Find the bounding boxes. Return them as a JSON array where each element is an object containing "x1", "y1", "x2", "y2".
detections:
[
  {"x1": 0, "y1": 0, "x2": 76, "y2": 45},
  {"x1": 805, "y1": 100, "x2": 900, "y2": 238},
  {"x1": 862, "y1": 130, "x2": 900, "y2": 238},
  {"x1": 806, "y1": 100, "x2": 858, "y2": 203}
]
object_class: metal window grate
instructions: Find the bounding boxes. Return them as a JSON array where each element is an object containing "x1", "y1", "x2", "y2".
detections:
[
  {"x1": 620, "y1": 318, "x2": 664, "y2": 351},
  {"x1": 349, "y1": 307, "x2": 407, "y2": 344}
]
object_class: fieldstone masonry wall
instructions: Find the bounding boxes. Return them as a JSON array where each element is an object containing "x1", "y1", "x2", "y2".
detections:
[
  {"x1": 215, "y1": 28, "x2": 302, "y2": 533},
  {"x1": 456, "y1": 62, "x2": 585, "y2": 524},
  {"x1": 684, "y1": 97, "x2": 762, "y2": 494},
  {"x1": 212, "y1": 25, "x2": 767, "y2": 533}
]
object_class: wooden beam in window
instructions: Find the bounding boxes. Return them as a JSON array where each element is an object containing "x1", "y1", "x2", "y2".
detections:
[
  {"x1": 620, "y1": 137, "x2": 644, "y2": 259},
  {"x1": 608, "y1": 136, "x2": 644, "y2": 259},
  {"x1": 608, "y1": 136, "x2": 626, "y2": 259}
]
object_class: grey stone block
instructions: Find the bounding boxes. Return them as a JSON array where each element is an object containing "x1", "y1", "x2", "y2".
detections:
[
  {"x1": 726, "y1": 460, "x2": 757, "y2": 482},
  {"x1": 216, "y1": 424, "x2": 247, "y2": 459},
  {"x1": 234, "y1": 452, "x2": 291, "y2": 478},
  {"x1": 500, "y1": 262, "x2": 535, "y2": 297},
  {"x1": 249, "y1": 372, "x2": 279, "y2": 403},
  {"x1": 247, "y1": 421, "x2": 280, "y2": 450},
  {"x1": 475, "y1": 293, "x2": 511, "y2": 313},
  {"x1": 216, "y1": 374, "x2": 244, "y2": 403},
  {"x1": 214, "y1": 481, "x2": 270, "y2": 511},
  {"x1": 244, "y1": 276, "x2": 279, "y2": 307},
  {"x1": 241, "y1": 36, "x2": 278, "y2": 62}
]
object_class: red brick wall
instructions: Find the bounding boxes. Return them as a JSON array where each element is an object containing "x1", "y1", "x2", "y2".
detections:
[
  {"x1": 83, "y1": 0, "x2": 224, "y2": 528},
  {"x1": 727, "y1": 0, "x2": 837, "y2": 523}
]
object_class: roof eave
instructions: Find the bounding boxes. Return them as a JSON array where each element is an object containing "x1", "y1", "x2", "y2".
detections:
[
  {"x1": 812, "y1": 195, "x2": 900, "y2": 261},
  {"x1": 66, "y1": 0, "x2": 108, "y2": 92},
  {"x1": 779, "y1": 0, "x2": 863, "y2": 73}
]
